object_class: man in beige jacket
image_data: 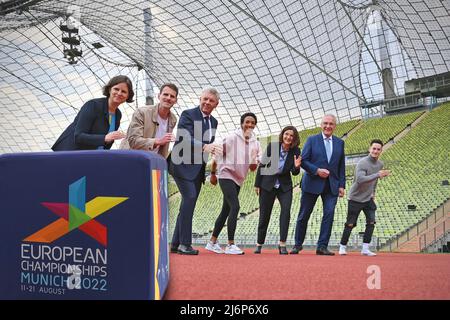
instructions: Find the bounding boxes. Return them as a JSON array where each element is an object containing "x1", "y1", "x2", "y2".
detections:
[{"x1": 120, "y1": 83, "x2": 178, "y2": 158}]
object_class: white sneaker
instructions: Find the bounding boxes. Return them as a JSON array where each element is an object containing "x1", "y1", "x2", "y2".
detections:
[
  {"x1": 225, "y1": 244, "x2": 244, "y2": 255},
  {"x1": 339, "y1": 244, "x2": 347, "y2": 255},
  {"x1": 205, "y1": 241, "x2": 224, "y2": 254},
  {"x1": 361, "y1": 249, "x2": 377, "y2": 256},
  {"x1": 361, "y1": 243, "x2": 377, "y2": 256}
]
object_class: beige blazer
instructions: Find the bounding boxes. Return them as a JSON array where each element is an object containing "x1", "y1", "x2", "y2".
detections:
[{"x1": 120, "y1": 104, "x2": 177, "y2": 158}]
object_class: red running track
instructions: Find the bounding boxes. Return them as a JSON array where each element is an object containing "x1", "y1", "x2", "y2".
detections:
[{"x1": 163, "y1": 248, "x2": 450, "y2": 300}]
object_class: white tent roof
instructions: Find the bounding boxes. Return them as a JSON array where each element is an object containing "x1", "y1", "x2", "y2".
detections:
[{"x1": 1, "y1": 0, "x2": 449, "y2": 152}]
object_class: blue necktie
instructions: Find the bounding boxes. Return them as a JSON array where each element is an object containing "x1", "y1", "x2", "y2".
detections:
[
  {"x1": 275, "y1": 149, "x2": 287, "y2": 189},
  {"x1": 325, "y1": 138, "x2": 331, "y2": 163},
  {"x1": 203, "y1": 116, "x2": 211, "y2": 142}
]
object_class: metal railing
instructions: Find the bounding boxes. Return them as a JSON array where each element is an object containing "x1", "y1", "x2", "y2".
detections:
[
  {"x1": 379, "y1": 202, "x2": 449, "y2": 252},
  {"x1": 419, "y1": 220, "x2": 449, "y2": 252}
]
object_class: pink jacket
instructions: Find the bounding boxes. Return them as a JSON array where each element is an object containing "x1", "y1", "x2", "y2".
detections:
[{"x1": 215, "y1": 128, "x2": 262, "y2": 186}]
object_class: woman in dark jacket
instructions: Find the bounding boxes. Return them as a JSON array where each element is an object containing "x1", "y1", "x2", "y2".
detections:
[
  {"x1": 52, "y1": 75, "x2": 133, "y2": 151},
  {"x1": 254, "y1": 126, "x2": 301, "y2": 254}
]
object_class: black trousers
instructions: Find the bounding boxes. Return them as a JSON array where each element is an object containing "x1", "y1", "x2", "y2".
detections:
[
  {"x1": 257, "y1": 187, "x2": 292, "y2": 244},
  {"x1": 212, "y1": 179, "x2": 241, "y2": 241},
  {"x1": 340, "y1": 199, "x2": 376, "y2": 245}
]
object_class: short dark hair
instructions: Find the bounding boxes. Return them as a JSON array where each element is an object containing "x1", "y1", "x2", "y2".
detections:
[
  {"x1": 102, "y1": 75, "x2": 134, "y2": 103},
  {"x1": 240, "y1": 112, "x2": 257, "y2": 125},
  {"x1": 160, "y1": 83, "x2": 179, "y2": 96},
  {"x1": 370, "y1": 139, "x2": 383, "y2": 147},
  {"x1": 278, "y1": 125, "x2": 300, "y2": 148}
]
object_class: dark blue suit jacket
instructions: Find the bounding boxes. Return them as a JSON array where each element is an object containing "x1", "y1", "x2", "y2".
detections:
[
  {"x1": 52, "y1": 97, "x2": 121, "y2": 151},
  {"x1": 300, "y1": 133, "x2": 345, "y2": 196},
  {"x1": 169, "y1": 106, "x2": 218, "y2": 181},
  {"x1": 255, "y1": 142, "x2": 301, "y2": 193}
]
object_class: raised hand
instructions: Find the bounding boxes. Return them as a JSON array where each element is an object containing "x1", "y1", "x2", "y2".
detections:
[
  {"x1": 156, "y1": 133, "x2": 176, "y2": 146},
  {"x1": 294, "y1": 154, "x2": 302, "y2": 168},
  {"x1": 105, "y1": 130, "x2": 126, "y2": 143},
  {"x1": 379, "y1": 170, "x2": 391, "y2": 178},
  {"x1": 203, "y1": 143, "x2": 223, "y2": 156}
]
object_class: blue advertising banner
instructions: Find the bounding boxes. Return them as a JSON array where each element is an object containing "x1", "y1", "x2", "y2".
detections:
[{"x1": 0, "y1": 150, "x2": 169, "y2": 299}]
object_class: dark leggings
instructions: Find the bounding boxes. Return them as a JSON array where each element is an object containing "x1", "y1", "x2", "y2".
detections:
[{"x1": 212, "y1": 179, "x2": 241, "y2": 241}]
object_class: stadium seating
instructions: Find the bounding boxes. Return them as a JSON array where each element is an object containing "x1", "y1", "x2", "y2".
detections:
[
  {"x1": 168, "y1": 105, "x2": 450, "y2": 249},
  {"x1": 344, "y1": 111, "x2": 424, "y2": 155}
]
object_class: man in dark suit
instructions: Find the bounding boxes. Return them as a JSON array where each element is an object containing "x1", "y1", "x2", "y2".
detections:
[
  {"x1": 169, "y1": 87, "x2": 221, "y2": 255},
  {"x1": 291, "y1": 114, "x2": 346, "y2": 255}
]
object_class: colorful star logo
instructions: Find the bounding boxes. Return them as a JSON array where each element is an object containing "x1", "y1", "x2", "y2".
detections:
[{"x1": 24, "y1": 176, "x2": 128, "y2": 246}]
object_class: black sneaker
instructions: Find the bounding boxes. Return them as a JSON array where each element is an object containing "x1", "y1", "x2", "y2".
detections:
[
  {"x1": 178, "y1": 245, "x2": 199, "y2": 255},
  {"x1": 290, "y1": 245, "x2": 303, "y2": 254},
  {"x1": 316, "y1": 247, "x2": 335, "y2": 256}
]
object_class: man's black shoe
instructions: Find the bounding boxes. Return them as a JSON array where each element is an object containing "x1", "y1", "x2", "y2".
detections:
[
  {"x1": 290, "y1": 245, "x2": 303, "y2": 254},
  {"x1": 316, "y1": 247, "x2": 335, "y2": 256},
  {"x1": 178, "y1": 245, "x2": 199, "y2": 255}
]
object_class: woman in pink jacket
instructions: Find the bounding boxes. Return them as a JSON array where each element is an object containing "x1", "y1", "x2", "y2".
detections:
[{"x1": 205, "y1": 112, "x2": 262, "y2": 255}]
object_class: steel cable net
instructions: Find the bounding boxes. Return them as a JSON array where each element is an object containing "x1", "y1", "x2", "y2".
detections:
[{"x1": 0, "y1": 0, "x2": 449, "y2": 153}]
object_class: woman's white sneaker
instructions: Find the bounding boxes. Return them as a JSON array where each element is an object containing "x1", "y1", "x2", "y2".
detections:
[
  {"x1": 205, "y1": 241, "x2": 224, "y2": 254},
  {"x1": 339, "y1": 244, "x2": 347, "y2": 255},
  {"x1": 225, "y1": 244, "x2": 244, "y2": 255}
]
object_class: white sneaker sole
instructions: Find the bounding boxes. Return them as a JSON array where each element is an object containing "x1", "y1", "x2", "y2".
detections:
[
  {"x1": 205, "y1": 246, "x2": 224, "y2": 254},
  {"x1": 225, "y1": 251, "x2": 245, "y2": 255},
  {"x1": 361, "y1": 252, "x2": 377, "y2": 256}
]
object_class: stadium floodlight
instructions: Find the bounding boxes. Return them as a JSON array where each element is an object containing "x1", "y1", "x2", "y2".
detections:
[{"x1": 59, "y1": 15, "x2": 81, "y2": 64}]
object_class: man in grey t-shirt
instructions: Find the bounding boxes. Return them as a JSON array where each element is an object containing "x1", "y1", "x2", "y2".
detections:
[{"x1": 339, "y1": 139, "x2": 390, "y2": 256}]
